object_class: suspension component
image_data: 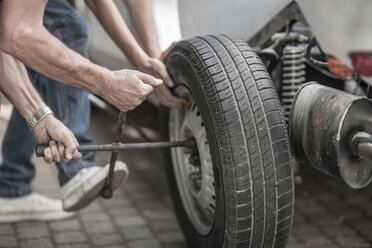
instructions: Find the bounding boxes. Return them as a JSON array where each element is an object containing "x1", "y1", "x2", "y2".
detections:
[
  {"x1": 290, "y1": 83, "x2": 372, "y2": 189},
  {"x1": 281, "y1": 45, "x2": 306, "y2": 122}
]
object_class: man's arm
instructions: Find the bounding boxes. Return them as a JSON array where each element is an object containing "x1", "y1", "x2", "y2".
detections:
[
  {"x1": 85, "y1": 0, "x2": 186, "y2": 108},
  {"x1": 124, "y1": 0, "x2": 186, "y2": 108},
  {"x1": 0, "y1": 0, "x2": 162, "y2": 112},
  {"x1": 0, "y1": 51, "x2": 81, "y2": 163},
  {"x1": 124, "y1": 0, "x2": 161, "y2": 58}
]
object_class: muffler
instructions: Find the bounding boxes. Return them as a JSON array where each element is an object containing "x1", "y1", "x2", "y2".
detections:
[{"x1": 290, "y1": 82, "x2": 372, "y2": 188}]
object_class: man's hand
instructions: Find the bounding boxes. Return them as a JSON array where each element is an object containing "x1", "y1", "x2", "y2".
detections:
[
  {"x1": 101, "y1": 69, "x2": 163, "y2": 112},
  {"x1": 33, "y1": 115, "x2": 82, "y2": 164},
  {"x1": 137, "y1": 43, "x2": 187, "y2": 109},
  {"x1": 139, "y1": 58, "x2": 186, "y2": 109}
]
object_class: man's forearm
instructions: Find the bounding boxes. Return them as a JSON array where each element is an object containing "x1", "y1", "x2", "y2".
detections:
[
  {"x1": 85, "y1": 0, "x2": 152, "y2": 68},
  {"x1": 0, "y1": 51, "x2": 82, "y2": 163},
  {"x1": 0, "y1": 0, "x2": 111, "y2": 97},
  {"x1": 0, "y1": 51, "x2": 45, "y2": 121},
  {"x1": 2, "y1": 27, "x2": 109, "y2": 97},
  {"x1": 124, "y1": 0, "x2": 162, "y2": 58}
]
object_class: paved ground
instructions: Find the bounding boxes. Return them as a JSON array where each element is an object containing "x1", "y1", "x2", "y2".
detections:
[{"x1": 0, "y1": 100, "x2": 371, "y2": 248}]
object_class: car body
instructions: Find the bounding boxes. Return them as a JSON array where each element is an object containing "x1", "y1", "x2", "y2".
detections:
[{"x1": 74, "y1": 0, "x2": 290, "y2": 69}]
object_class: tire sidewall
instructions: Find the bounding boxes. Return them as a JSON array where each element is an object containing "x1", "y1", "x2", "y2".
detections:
[{"x1": 165, "y1": 51, "x2": 225, "y2": 248}]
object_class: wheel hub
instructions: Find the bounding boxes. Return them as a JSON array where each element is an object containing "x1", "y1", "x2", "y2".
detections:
[{"x1": 169, "y1": 87, "x2": 216, "y2": 236}]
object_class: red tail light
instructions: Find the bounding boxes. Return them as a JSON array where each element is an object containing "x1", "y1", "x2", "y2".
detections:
[
  {"x1": 327, "y1": 58, "x2": 355, "y2": 79},
  {"x1": 351, "y1": 54, "x2": 372, "y2": 77}
]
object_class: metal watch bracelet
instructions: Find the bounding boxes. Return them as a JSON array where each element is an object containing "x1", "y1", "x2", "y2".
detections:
[{"x1": 28, "y1": 106, "x2": 54, "y2": 131}]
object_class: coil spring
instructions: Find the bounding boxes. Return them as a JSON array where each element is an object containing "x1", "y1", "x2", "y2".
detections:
[{"x1": 281, "y1": 45, "x2": 306, "y2": 123}]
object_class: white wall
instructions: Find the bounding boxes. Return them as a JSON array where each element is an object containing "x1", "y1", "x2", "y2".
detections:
[
  {"x1": 179, "y1": 0, "x2": 291, "y2": 40},
  {"x1": 78, "y1": 0, "x2": 291, "y2": 69}
]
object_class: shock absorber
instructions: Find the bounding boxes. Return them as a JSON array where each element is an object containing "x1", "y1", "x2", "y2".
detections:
[{"x1": 281, "y1": 45, "x2": 306, "y2": 123}]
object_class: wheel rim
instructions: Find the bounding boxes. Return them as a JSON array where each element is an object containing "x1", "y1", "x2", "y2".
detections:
[{"x1": 169, "y1": 86, "x2": 216, "y2": 236}]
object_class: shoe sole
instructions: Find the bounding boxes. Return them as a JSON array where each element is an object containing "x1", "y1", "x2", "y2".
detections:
[
  {"x1": 0, "y1": 210, "x2": 75, "y2": 223},
  {"x1": 63, "y1": 162, "x2": 128, "y2": 212}
]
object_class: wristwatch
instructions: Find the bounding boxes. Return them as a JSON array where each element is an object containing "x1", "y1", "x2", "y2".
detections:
[{"x1": 28, "y1": 106, "x2": 54, "y2": 130}]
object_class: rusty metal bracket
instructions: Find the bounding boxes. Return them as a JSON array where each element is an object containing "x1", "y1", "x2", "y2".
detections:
[{"x1": 248, "y1": 1, "x2": 306, "y2": 48}]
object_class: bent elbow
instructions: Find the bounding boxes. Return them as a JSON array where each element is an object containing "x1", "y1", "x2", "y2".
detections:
[
  {"x1": 0, "y1": 28, "x2": 14, "y2": 54},
  {"x1": 0, "y1": 25, "x2": 34, "y2": 56}
]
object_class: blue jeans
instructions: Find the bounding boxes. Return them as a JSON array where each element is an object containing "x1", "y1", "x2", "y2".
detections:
[{"x1": 0, "y1": 0, "x2": 96, "y2": 198}]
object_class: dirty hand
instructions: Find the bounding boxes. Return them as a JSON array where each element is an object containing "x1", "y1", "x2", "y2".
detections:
[
  {"x1": 138, "y1": 43, "x2": 187, "y2": 109},
  {"x1": 33, "y1": 114, "x2": 82, "y2": 164},
  {"x1": 101, "y1": 69, "x2": 163, "y2": 111}
]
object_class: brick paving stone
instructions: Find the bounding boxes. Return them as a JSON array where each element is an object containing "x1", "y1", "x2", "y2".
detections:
[
  {"x1": 80, "y1": 212, "x2": 111, "y2": 222},
  {"x1": 287, "y1": 235, "x2": 297, "y2": 243},
  {"x1": 163, "y1": 243, "x2": 188, "y2": 248},
  {"x1": 128, "y1": 239, "x2": 162, "y2": 248},
  {"x1": 54, "y1": 232, "x2": 87, "y2": 244},
  {"x1": 115, "y1": 215, "x2": 147, "y2": 227},
  {"x1": 333, "y1": 235, "x2": 371, "y2": 248},
  {"x1": 124, "y1": 183, "x2": 150, "y2": 192},
  {"x1": 345, "y1": 219, "x2": 372, "y2": 231},
  {"x1": 79, "y1": 202, "x2": 104, "y2": 214},
  {"x1": 162, "y1": 195, "x2": 172, "y2": 202},
  {"x1": 292, "y1": 224, "x2": 320, "y2": 235},
  {"x1": 136, "y1": 202, "x2": 166, "y2": 211},
  {"x1": 99, "y1": 246, "x2": 126, "y2": 248},
  {"x1": 124, "y1": 177, "x2": 146, "y2": 187},
  {"x1": 150, "y1": 219, "x2": 181, "y2": 232},
  {"x1": 323, "y1": 225, "x2": 357, "y2": 237},
  {"x1": 316, "y1": 193, "x2": 341, "y2": 203},
  {"x1": 286, "y1": 242, "x2": 305, "y2": 248},
  {"x1": 121, "y1": 227, "x2": 154, "y2": 240},
  {"x1": 17, "y1": 226, "x2": 49, "y2": 239},
  {"x1": 346, "y1": 195, "x2": 370, "y2": 206},
  {"x1": 300, "y1": 206, "x2": 328, "y2": 216},
  {"x1": 58, "y1": 244, "x2": 90, "y2": 248},
  {"x1": 84, "y1": 221, "x2": 117, "y2": 234},
  {"x1": 0, "y1": 224, "x2": 13, "y2": 235},
  {"x1": 358, "y1": 229, "x2": 372, "y2": 242},
  {"x1": 292, "y1": 215, "x2": 307, "y2": 225},
  {"x1": 124, "y1": 180, "x2": 145, "y2": 188},
  {"x1": 336, "y1": 210, "x2": 364, "y2": 221},
  {"x1": 109, "y1": 207, "x2": 138, "y2": 216},
  {"x1": 356, "y1": 201, "x2": 372, "y2": 212},
  {"x1": 364, "y1": 210, "x2": 372, "y2": 219},
  {"x1": 20, "y1": 238, "x2": 53, "y2": 248},
  {"x1": 50, "y1": 219, "x2": 82, "y2": 232},
  {"x1": 315, "y1": 245, "x2": 340, "y2": 248},
  {"x1": 16, "y1": 222, "x2": 46, "y2": 229},
  {"x1": 89, "y1": 233, "x2": 124, "y2": 246},
  {"x1": 158, "y1": 231, "x2": 185, "y2": 243},
  {"x1": 102, "y1": 197, "x2": 131, "y2": 207},
  {"x1": 144, "y1": 209, "x2": 175, "y2": 220},
  {"x1": 130, "y1": 192, "x2": 159, "y2": 201},
  {"x1": 0, "y1": 236, "x2": 17, "y2": 247},
  {"x1": 310, "y1": 214, "x2": 340, "y2": 227},
  {"x1": 301, "y1": 234, "x2": 334, "y2": 245}
]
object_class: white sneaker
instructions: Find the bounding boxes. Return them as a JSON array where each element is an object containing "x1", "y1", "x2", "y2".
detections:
[
  {"x1": 0, "y1": 192, "x2": 75, "y2": 223},
  {"x1": 61, "y1": 161, "x2": 129, "y2": 212}
]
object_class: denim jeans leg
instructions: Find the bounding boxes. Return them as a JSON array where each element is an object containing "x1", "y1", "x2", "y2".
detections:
[
  {"x1": 0, "y1": 109, "x2": 35, "y2": 197},
  {"x1": 30, "y1": 69, "x2": 97, "y2": 186},
  {"x1": 42, "y1": 6, "x2": 97, "y2": 186}
]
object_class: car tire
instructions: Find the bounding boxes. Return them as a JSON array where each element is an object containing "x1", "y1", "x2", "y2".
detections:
[{"x1": 164, "y1": 34, "x2": 294, "y2": 248}]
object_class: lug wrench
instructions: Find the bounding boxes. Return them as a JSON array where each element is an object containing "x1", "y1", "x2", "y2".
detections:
[
  {"x1": 35, "y1": 112, "x2": 195, "y2": 199},
  {"x1": 100, "y1": 111, "x2": 127, "y2": 198}
]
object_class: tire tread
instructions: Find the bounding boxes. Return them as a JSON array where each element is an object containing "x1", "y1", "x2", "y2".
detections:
[{"x1": 167, "y1": 35, "x2": 294, "y2": 248}]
